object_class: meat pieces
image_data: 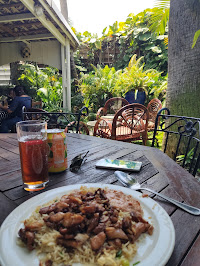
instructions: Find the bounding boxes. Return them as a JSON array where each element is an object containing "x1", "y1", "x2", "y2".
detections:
[
  {"x1": 19, "y1": 188, "x2": 154, "y2": 257},
  {"x1": 39, "y1": 203, "x2": 57, "y2": 214},
  {"x1": 80, "y1": 204, "x2": 96, "y2": 214},
  {"x1": 61, "y1": 195, "x2": 82, "y2": 205},
  {"x1": 132, "y1": 222, "x2": 148, "y2": 239},
  {"x1": 105, "y1": 189, "x2": 143, "y2": 216},
  {"x1": 105, "y1": 227, "x2": 128, "y2": 240},
  {"x1": 64, "y1": 234, "x2": 75, "y2": 239},
  {"x1": 39, "y1": 201, "x2": 69, "y2": 214},
  {"x1": 57, "y1": 238, "x2": 80, "y2": 249},
  {"x1": 54, "y1": 202, "x2": 69, "y2": 212},
  {"x1": 57, "y1": 233, "x2": 89, "y2": 249},
  {"x1": 87, "y1": 213, "x2": 99, "y2": 233},
  {"x1": 18, "y1": 228, "x2": 35, "y2": 251},
  {"x1": 122, "y1": 216, "x2": 132, "y2": 229},
  {"x1": 59, "y1": 227, "x2": 68, "y2": 235},
  {"x1": 93, "y1": 223, "x2": 106, "y2": 234},
  {"x1": 18, "y1": 220, "x2": 43, "y2": 250},
  {"x1": 148, "y1": 224, "x2": 154, "y2": 235},
  {"x1": 49, "y1": 212, "x2": 65, "y2": 223},
  {"x1": 61, "y1": 212, "x2": 84, "y2": 228},
  {"x1": 90, "y1": 232, "x2": 106, "y2": 251},
  {"x1": 24, "y1": 220, "x2": 43, "y2": 231},
  {"x1": 81, "y1": 192, "x2": 95, "y2": 201}
]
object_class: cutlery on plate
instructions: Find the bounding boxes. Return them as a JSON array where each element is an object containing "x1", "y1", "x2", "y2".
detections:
[{"x1": 114, "y1": 170, "x2": 200, "y2": 216}]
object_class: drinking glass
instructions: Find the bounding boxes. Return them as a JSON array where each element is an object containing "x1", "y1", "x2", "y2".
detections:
[{"x1": 16, "y1": 120, "x2": 49, "y2": 191}]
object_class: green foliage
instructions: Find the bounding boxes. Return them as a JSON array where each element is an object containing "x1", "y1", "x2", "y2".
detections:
[
  {"x1": 114, "y1": 54, "x2": 165, "y2": 102},
  {"x1": 18, "y1": 63, "x2": 63, "y2": 112},
  {"x1": 80, "y1": 65, "x2": 120, "y2": 112},
  {"x1": 176, "y1": 147, "x2": 200, "y2": 175},
  {"x1": 176, "y1": 148, "x2": 200, "y2": 177},
  {"x1": 176, "y1": 148, "x2": 197, "y2": 169},
  {"x1": 18, "y1": 63, "x2": 48, "y2": 89},
  {"x1": 73, "y1": 8, "x2": 168, "y2": 76},
  {"x1": 71, "y1": 83, "x2": 84, "y2": 112},
  {"x1": 149, "y1": 1, "x2": 170, "y2": 35},
  {"x1": 79, "y1": 55, "x2": 167, "y2": 112},
  {"x1": 114, "y1": 11, "x2": 168, "y2": 74},
  {"x1": 150, "y1": 76, "x2": 167, "y2": 104}
]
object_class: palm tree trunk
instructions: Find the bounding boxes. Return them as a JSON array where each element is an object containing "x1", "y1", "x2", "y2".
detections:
[
  {"x1": 165, "y1": 0, "x2": 200, "y2": 158},
  {"x1": 167, "y1": 0, "x2": 200, "y2": 118}
]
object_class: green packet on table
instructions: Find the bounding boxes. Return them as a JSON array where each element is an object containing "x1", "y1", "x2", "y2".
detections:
[{"x1": 95, "y1": 158, "x2": 142, "y2": 172}]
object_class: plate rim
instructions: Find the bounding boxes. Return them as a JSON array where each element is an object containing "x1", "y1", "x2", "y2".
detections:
[{"x1": 0, "y1": 183, "x2": 175, "y2": 266}]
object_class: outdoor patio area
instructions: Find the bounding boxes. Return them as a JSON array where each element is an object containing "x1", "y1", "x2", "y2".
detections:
[{"x1": 0, "y1": 1, "x2": 200, "y2": 266}]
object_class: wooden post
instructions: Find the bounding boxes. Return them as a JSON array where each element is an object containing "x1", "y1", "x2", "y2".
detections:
[
  {"x1": 65, "y1": 38, "x2": 71, "y2": 111},
  {"x1": 61, "y1": 44, "x2": 67, "y2": 109},
  {"x1": 60, "y1": 0, "x2": 71, "y2": 111}
]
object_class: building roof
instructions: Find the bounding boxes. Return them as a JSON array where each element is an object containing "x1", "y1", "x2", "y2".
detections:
[{"x1": 0, "y1": 0, "x2": 79, "y2": 49}]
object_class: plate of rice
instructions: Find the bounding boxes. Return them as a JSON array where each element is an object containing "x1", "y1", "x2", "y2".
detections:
[{"x1": 0, "y1": 183, "x2": 175, "y2": 266}]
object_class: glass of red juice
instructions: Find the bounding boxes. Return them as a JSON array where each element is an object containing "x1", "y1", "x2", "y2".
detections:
[{"x1": 16, "y1": 120, "x2": 49, "y2": 191}]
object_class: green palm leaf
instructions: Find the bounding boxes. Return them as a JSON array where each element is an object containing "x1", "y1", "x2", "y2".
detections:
[
  {"x1": 149, "y1": 0, "x2": 170, "y2": 35},
  {"x1": 192, "y1": 29, "x2": 200, "y2": 48}
]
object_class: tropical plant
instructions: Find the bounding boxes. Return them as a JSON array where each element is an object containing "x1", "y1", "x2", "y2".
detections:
[
  {"x1": 79, "y1": 55, "x2": 166, "y2": 112},
  {"x1": 114, "y1": 54, "x2": 164, "y2": 102},
  {"x1": 150, "y1": 77, "x2": 167, "y2": 104},
  {"x1": 79, "y1": 65, "x2": 121, "y2": 112},
  {"x1": 73, "y1": 9, "x2": 168, "y2": 75},
  {"x1": 113, "y1": 10, "x2": 168, "y2": 74},
  {"x1": 18, "y1": 63, "x2": 63, "y2": 112},
  {"x1": 149, "y1": 0, "x2": 200, "y2": 49},
  {"x1": 149, "y1": 0, "x2": 170, "y2": 36},
  {"x1": 18, "y1": 63, "x2": 48, "y2": 90}
]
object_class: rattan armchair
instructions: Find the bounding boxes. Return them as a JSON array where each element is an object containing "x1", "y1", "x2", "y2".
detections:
[
  {"x1": 96, "y1": 97, "x2": 129, "y2": 120},
  {"x1": 147, "y1": 98, "x2": 162, "y2": 131},
  {"x1": 94, "y1": 103, "x2": 149, "y2": 145}
]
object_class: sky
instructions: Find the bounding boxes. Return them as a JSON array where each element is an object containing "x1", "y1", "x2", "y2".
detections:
[{"x1": 54, "y1": 0, "x2": 156, "y2": 36}]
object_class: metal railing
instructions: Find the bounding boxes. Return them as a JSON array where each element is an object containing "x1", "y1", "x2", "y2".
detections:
[
  {"x1": 22, "y1": 106, "x2": 89, "y2": 134},
  {"x1": 152, "y1": 108, "x2": 200, "y2": 176}
]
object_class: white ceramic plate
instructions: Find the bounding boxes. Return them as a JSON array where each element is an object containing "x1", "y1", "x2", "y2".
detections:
[{"x1": 0, "y1": 184, "x2": 175, "y2": 266}]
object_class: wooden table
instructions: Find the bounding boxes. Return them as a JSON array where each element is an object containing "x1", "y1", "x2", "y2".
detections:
[{"x1": 0, "y1": 133, "x2": 200, "y2": 266}]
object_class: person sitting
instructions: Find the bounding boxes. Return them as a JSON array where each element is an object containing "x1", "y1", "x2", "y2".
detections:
[
  {"x1": 0, "y1": 85, "x2": 31, "y2": 133},
  {"x1": 0, "y1": 88, "x2": 14, "y2": 125},
  {"x1": 6, "y1": 88, "x2": 15, "y2": 107}
]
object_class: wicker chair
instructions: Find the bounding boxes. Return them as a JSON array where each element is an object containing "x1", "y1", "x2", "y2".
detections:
[
  {"x1": 147, "y1": 98, "x2": 162, "y2": 131},
  {"x1": 96, "y1": 97, "x2": 129, "y2": 120},
  {"x1": 94, "y1": 103, "x2": 149, "y2": 145}
]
